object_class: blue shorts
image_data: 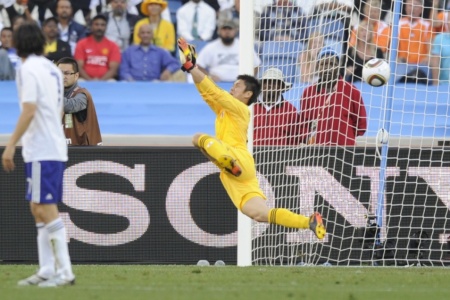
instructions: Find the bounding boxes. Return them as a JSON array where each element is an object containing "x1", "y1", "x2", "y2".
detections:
[{"x1": 24, "y1": 161, "x2": 65, "y2": 204}]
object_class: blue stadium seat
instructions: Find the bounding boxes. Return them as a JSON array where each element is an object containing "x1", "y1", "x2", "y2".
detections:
[
  {"x1": 2, "y1": 82, "x2": 450, "y2": 137},
  {"x1": 306, "y1": 16, "x2": 347, "y2": 41},
  {"x1": 259, "y1": 40, "x2": 303, "y2": 59},
  {"x1": 258, "y1": 57, "x2": 299, "y2": 84},
  {"x1": 258, "y1": 41, "x2": 303, "y2": 84},
  {"x1": 167, "y1": 0, "x2": 182, "y2": 24}
]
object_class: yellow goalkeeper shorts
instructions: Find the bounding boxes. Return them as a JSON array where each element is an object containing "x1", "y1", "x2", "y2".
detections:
[{"x1": 218, "y1": 144, "x2": 266, "y2": 210}]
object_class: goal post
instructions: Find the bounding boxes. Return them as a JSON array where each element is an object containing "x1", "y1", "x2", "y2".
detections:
[
  {"x1": 238, "y1": 0, "x2": 256, "y2": 267},
  {"x1": 239, "y1": 0, "x2": 450, "y2": 266}
]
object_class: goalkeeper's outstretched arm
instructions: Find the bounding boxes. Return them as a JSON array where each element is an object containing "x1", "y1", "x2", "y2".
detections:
[
  {"x1": 177, "y1": 37, "x2": 206, "y2": 84},
  {"x1": 190, "y1": 67, "x2": 206, "y2": 84}
]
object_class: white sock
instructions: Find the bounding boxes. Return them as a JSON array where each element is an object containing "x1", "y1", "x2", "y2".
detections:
[
  {"x1": 46, "y1": 218, "x2": 74, "y2": 280},
  {"x1": 36, "y1": 223, "x2": 55, "y2": 278}
]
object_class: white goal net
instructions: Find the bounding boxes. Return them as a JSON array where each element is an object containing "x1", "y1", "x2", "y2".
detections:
[{"x1": 245, "y1": 0, "x2": 450, "y2": 266}]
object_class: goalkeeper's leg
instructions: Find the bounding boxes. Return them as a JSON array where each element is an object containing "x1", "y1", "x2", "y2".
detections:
[
  {"x1": 193, "y1": 133, "x2": 242, "y2": 177},
  {"x1": 241, "y1": 197, "x2": 326, "y2": 239}
]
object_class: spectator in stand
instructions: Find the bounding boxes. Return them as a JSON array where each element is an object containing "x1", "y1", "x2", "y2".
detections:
[
  {"x1": 430, "y1": 10, "x2": 450, "y2": 84},
  {"x1": 217, "y1": 0, "x2": 262, "y2": 40},
  {"x1": 56, "y1": 0, "x2": 87, "y2": 55},
  {"x1": 57, "y1": 57, "x2": 102, "y2": 145},
  {"x1": 396, "y1": 0, "x2": 433, "y2": 84},
  {"x1": 11, "y1": 13, "x2": 25, "y2": 30},
  {"x1": 133, "y1": 0, "x2": 175, "y2": 52},
  {"x1": 343, "y1": 19, "x2": 384, "y2": 83},
  {"x1": 258, "y1": 0, "x2": 307, "y2": 42},
  {"x1": 431, "y1": 0, "x2": 449, "y2": 33},
  {"x1": 69, "y1": 0, "x2": 91, "y2": 24},
  {"x1": 298, "y1": 31, "x2": 324, "y2": 84},
  {"x1": 131, "y1": 0, "x2": 172, "y2": 21},
  {"x1": 349, "y1": 0, "x2": 390, "y2": 54},
  {"x1": 0, "y1": 48, "x2": 15, "y2": 80},
  {"x1": 299, "y1": 47, "x2": 367, "y2": 146},
  {"x1": 310, "y1": 0, "x2": 353, "y2": 16},
  {"x1": 253, "y1": 68, "x2": 300, "y2": 146},
  {"x1": 181, "y1": 0, "x2": 220, "y2": 11},
  {"x1": 0, "y1": 0, "x2": 31, "y2": 27},
  {"x1": 176, "y1": 0, "x2": 216, "y2": 42},
  {"x1": 103, "y1": 0, "x2": 139, "y2": 52},
  {"x1": 120, "y1": 24, "x2": 181, "y2": 81},
  {"x1": 74, "y1": 14, "x2": 121, "y2": 80},
  {"x1": 42, "y1": 17, "x2": 72, "y2": 63},
  {"x1": 28, "y1": 0, "x2": 56, "y2": 23},
  {"x1": 0, "y1": 27, "x2": 15, "y2": 79},
  {"x1": 196, "y1": 19, "x2": 260, "y2": 82},
  {"x1": 217, "y1": 0, "x2": 241, "y2": 22},
  {"x1": 0, "y1": 26, "x2": 19, "y2": 69}
]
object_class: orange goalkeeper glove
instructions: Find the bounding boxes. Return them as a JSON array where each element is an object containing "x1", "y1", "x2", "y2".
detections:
[{"x1": 177, "y1": 38, "x2": 197, "y2": 72}]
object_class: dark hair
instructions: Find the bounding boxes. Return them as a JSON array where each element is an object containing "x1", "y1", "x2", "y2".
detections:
[
  {"x1": 13, "y1": 21, "x2": 45, "y2": 58},
  {"x1": 237, "y1": 74, "x2": 261, "y2": 106},
  {"x1": 92, "y1": 14, "x2": 107, "y2": 23},
  {"x1": 1, "y1": 27, "x2": 13, "y2": 34},
  {"x1": 42, "y1": 16, "x2": 58, "y2": 27},
  {"x1": 56, "y1": 57, "x2": 79, "y2": 73}
]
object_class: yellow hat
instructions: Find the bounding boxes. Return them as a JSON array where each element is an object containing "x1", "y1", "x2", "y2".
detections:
[{"x1": 141, "y1": 0, "x2": 168, "y2": 16}]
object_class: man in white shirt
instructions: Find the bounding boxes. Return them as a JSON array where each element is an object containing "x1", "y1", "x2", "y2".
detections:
[
  {"x1": 1, "y1": 21, "x2": 75, "y2": 287},
  {"x1": 176, "y1": 0, "x2": 216, "y2": 42},
  {"x1": 197, "y1": 19, "x2": 260, "y2": 82}
]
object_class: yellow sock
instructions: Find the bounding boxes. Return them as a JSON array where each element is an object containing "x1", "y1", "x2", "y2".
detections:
[
  {"x1": 268, "y1": 208, "x2": 309, "y2": 229},
  {"x1": 198, "y1": 135, "x2": 228, "y2": 161}
]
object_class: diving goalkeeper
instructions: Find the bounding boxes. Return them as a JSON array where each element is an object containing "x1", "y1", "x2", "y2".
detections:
[{"x1": 178, "y1": 38, "x2": 326, "y2": 239}]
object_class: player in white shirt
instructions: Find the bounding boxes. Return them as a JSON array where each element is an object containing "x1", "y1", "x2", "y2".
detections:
[
  {"x1": 1, "y1": 21, "x2": 75, "y2": 287},
  {"x1": 197, "y1": 19, "x2": 261, "y2": 82}
]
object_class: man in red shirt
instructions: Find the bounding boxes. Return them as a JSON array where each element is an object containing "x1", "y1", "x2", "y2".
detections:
[
  {"x1": 299, "y1": 47, "x2": 367, "y2": 146},
  {"x1": 253, "y1": 68, "x2": 300, "y2": 146},
  {"x1": 74, "y1": 15, "x2": 121, "y2": 80}
]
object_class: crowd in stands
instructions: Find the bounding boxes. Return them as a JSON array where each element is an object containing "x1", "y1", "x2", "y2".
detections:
[{"x1": 0, "y1": 0, "x2": 450, "y2": 85}]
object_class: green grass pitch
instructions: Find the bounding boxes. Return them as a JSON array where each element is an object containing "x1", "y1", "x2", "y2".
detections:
[{"x1": 1, "y1": 265, "x2": 449, "y2": 300}]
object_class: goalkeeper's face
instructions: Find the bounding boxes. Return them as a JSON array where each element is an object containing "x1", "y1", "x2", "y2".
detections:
[{"x1": 230, "y1": 79, "x2": 252, "y2": 105}]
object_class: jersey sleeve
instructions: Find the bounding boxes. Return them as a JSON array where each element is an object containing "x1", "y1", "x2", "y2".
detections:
[
  {"x1": 20, "y1": 67, "x2": 38, "y2": 104},
  {"x1": 195, "y1": 76, "x2": 248, "y2": 118}
]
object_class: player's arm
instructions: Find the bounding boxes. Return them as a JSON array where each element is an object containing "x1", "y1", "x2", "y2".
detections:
[
  {"x1": 178, "y1": 38, "x2": 246, "y2": 115},
  {"x1": 197, "y1": 73, "x2": 248, "y2": 115},
  {"x1": 2, "y1": 103, "x2": 36, "y2": 172}
]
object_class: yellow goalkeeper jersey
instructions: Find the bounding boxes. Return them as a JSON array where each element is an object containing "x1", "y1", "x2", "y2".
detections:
[
  {"x1": 195, "y1": 76, "x2": 249, "y2": 149},
  {"x1": 196, "y1": 76, "x2": 266, "y2": 210}
]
